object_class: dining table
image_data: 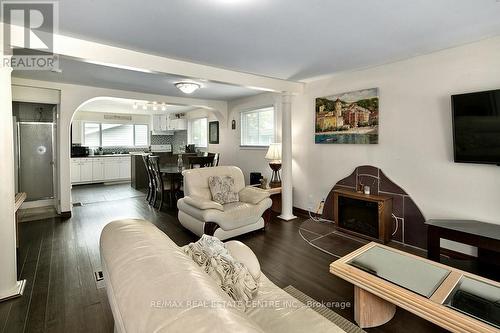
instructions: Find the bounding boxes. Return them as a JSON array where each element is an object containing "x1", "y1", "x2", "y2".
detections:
[{"x1": 159, "y1": 165, "x2": 186, "y2": 207}]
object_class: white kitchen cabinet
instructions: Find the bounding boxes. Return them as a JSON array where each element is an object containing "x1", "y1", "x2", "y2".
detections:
[
  {"x1": 151, "y1": 114, "x2": 186, "y2": 133},
  {"x1": 168, "y1": 118, "x2": 187, "y2": 131},
  {"x1": 71, "y1": 158, "x2": 93, "y2": 183},
  {"x1": 71, "y1": 159, "x2": 81, "y2": 183},
  {"x1": 72, "y1": 156, "x2": 131, "y2": 184},
  {"x1": 160, "y1": 116, "x2": 168, "y2": 131},
  {"x1": 71, "y1": 120, "x2": 82, "y2": 144},
  {"x1": 104, "y1": 158, "x2": 121, "y2": 180},
  {"x1": 119, "y1": 157, "x2": 131, "y2": 179},
  {"x1": 152, "y1": 114, "x2": 171, "y2": 134},
  {"x1": 92, "y1": 158, "x2": 105, "y2": 181},
  {"x1": 152, "y1": 115, "x2": 163, "y2": 132},
  {"x1": 80, "y1": 159, "x2": 93, "y2": 182}
]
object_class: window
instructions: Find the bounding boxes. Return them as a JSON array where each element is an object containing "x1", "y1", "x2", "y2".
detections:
[
  {"x1": 188, "y1": 118, "x2": 208, "y2": 148},
  {"x1": 83, "y1": 122, "x2": 149, "y2": 147},
  {"x1": 240, "y1": 106, "x2": 274, "y2": 147},
  {"x1": 83, "y1": 123, "x2": 100, "y2": 147},
  {"x1": 102, "y1": 124, "x2": 134, "y2": 147}
]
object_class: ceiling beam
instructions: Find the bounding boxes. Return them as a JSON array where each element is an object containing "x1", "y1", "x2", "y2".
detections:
[{"x1": 7, "y1": 24, "x2": 304, "y2": 94}]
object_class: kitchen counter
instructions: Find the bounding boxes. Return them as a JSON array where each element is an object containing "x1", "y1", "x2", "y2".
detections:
[{"x1": 71, "y1": 153, "x2": 137, "y2": 158}]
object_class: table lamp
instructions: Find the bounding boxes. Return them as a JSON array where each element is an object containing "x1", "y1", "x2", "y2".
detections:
[{"x1": 265, "y1": 143, "x2": 282, "y2": 188}]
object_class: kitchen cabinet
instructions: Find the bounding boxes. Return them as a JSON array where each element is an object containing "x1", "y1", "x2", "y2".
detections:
[
  {"x1": 151, "y1": 114, "x2": 186, "y2": 133},
  {"x1": 71, "y1": 158, "x2": 93, "y2": 183},
  {"x1": 71, "y1": 120, "x2": 82, "y2": 144},
  {"x1": 80, "y1": 159, "x2": 93, "y2": 182},
  {"x1": 104, "y1": 158, "x2": 121, "y2": 180},
  {"x1": 92, "y1": 158, "x2": 105, "y2": 181},
  {"x1": 168, "y1": 118, "x2": 187, "y2": 131},
  {"x1": 71, "y1": 156, "x2": 131, "y2": 184},
  {"x1": 151, "y1": 115, "x2": 172, "y2": 134},
  {"x1": 119, "y1": 157, "x2": 131, "y2": 179},
  {"x1": 71, "y1": 159, "x2": 81, "y2": 183}
]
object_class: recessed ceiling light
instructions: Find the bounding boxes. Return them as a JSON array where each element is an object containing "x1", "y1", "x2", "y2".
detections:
[{"x1": 175, "y1": 82, "x2": 201, "y2": 94}]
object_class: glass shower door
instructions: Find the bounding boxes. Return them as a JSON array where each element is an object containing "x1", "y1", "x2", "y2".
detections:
[{"x1": 18, "y1": 122, "x2": 55, "y2": 201}]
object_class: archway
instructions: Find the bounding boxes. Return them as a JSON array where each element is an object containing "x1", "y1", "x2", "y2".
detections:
[{"x1": 63, "y1": 95, "x2": 225, "y2": 213}]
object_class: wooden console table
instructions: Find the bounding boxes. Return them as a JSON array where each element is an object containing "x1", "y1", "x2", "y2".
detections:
[{"x1": 426, "y1": 219, "x2": 500, "y2": 275}]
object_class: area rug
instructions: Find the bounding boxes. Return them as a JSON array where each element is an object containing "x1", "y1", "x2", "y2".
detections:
[{"x1": 283, "y1": 285, "x2": 366, "y2": 333}]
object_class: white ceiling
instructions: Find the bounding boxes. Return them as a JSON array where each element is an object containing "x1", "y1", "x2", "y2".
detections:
[
  {"x1": 78, "y1": 98, "x2": 196, "y2": 115},
  {"x1": 12, "y1": 57, "x2": 261, "y2": 100},
  {"x1": 52, "y1": 0, "x2": 500, "y2": 80}
]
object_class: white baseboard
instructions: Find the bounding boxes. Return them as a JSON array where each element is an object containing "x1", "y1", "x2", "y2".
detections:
[{"x1": 0, "y1": 280, "x2": 26, "y2": 302}]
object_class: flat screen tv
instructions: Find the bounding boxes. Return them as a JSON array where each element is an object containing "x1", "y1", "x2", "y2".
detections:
[{"x1": 452, "y1": 89, "x2": 500, "y2": 165}]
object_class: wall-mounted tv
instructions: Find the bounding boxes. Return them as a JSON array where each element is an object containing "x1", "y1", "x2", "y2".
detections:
[{"x1": 452, "y1": 89, "x2": 500, "y2": 165}]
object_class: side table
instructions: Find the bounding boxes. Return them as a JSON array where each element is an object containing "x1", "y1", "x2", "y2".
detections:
[{"x1": 251, "y1": 185, "x2": 281, "y2": 213}]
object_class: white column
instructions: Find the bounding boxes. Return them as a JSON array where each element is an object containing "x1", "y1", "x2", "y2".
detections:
[
  {"x1": 278, "y1": 92, "x2": 296, "y2": 221},
  {"x1": 0, "y1": 67, "x2": 25, "y2": 301}
]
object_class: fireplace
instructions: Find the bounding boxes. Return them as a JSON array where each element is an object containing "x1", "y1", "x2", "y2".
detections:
[{"x1": 334, "y1": 189, "x2": 393, "y2": 243}]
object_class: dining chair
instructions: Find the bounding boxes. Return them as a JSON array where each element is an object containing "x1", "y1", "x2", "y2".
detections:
[
  {"x1": 149, "y1": 155, "x2": 172, "y2": 210},
  {"x1": 142, "y1": 154, "x2": 155, "y2": 205},
  {"x1": 208, "y1": 152, "x2": 220, "y2": 166},
  {"x1": 188, "y1": 156, "x2": 214, "y2": 169}
]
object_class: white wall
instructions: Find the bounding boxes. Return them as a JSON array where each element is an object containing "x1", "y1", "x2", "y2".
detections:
[
  {"x1": 0, "y1": 68, "x2": 19, "y2": 299},
  {"x1": 292, "y1": 36, "x2": 500, "y2": 252},
  {"x1": 214, "y1": 93, "x2": 282, "y2": 184}
]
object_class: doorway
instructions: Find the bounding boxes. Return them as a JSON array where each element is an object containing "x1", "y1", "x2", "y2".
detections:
[{"x1": 13, "y1": 102, "x2": 57, "y2": 202}]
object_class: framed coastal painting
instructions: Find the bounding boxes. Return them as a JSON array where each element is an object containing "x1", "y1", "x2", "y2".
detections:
[{"x1": 315, "y1": 88, "x2": 379, "y2": 144}]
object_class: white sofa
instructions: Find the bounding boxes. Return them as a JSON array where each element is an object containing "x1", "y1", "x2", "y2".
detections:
[
  {"x1": 177, "y1": 166, "x2": 272, "y2": 240},
  {"x1": 100, "y1": 219, "x2": 345, "y2": 333}
]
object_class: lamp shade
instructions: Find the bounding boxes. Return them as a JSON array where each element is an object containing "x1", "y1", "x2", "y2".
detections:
[{"x1": 265, "y1": 143, "x2": 282, "y2": 163}]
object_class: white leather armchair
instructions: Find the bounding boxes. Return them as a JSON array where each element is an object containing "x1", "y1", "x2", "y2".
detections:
[{"x1": 177, "y1": 166, "x2": 272, "y2": 240}]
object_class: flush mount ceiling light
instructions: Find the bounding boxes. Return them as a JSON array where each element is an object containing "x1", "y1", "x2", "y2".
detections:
[{"x1": 175, "y1": 82, "x2": 201, "y2": 94}]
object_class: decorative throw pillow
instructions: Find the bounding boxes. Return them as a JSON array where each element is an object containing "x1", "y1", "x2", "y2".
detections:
[
  {"x1": 183, "y1": 235, "x2": 258, "y2": 310},
  {"x1": 208, "y1": 176, "x2": 239, "y2": 205}
]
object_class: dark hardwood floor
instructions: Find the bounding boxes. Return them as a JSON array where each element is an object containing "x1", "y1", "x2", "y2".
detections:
[{"x1": 1, "y1": 184, "x2": 450, "y2": 333}]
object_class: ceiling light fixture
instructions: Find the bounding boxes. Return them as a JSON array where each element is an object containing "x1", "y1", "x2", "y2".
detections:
[
  {"x1": 161, "y1": 104, "x2": 167, "y2": 111},
  {"x1": 175, "y1": 82, "x2": 201, "y2": 94}
]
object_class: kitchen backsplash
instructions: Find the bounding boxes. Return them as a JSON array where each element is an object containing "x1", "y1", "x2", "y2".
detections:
[
  {"x1": 172, "y1": 131, "x2": 188, "y2": 153},
  {"x1": 150, "y1": 134, "x2": 172, "y2": 145},
  {"x1": 89, "y1": 131, "x2": 188, "y2": 154},
  {"x1": 99, "y1": 147, "x2": 147, "y2": 154},
  {"x1": 151, "y1": 131, "x2": 187, "y2": 153}
]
